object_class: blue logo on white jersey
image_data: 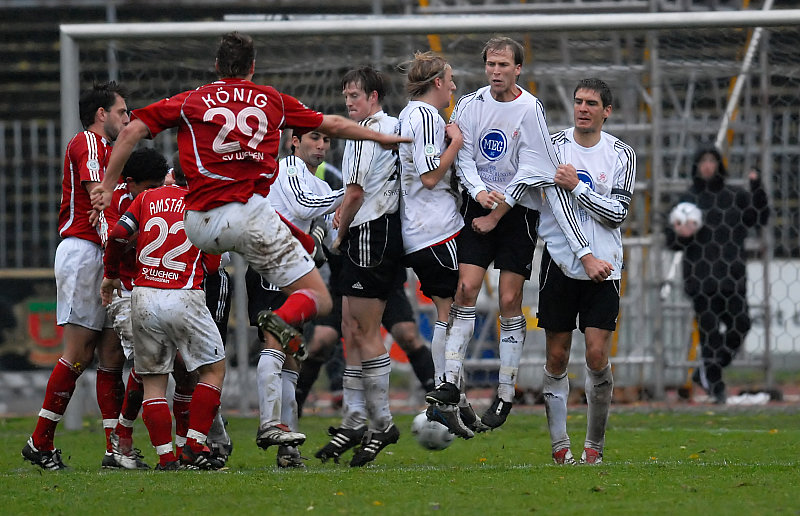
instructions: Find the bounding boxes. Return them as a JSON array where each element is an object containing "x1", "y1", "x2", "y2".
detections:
[
  {"x1": 577, "y1": 170, "x2": 594, "y2": 189},
  {"x1": 479, "y1": 129, "x2": 507, "y2": 161},
  {"x1": 577, "y1": 170, "x2": 594, "y2": 223}
]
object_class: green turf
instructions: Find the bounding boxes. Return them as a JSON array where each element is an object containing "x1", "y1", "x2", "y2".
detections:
[{"x1": 2, "y1": 408, "x2": 799, "y2": 515}]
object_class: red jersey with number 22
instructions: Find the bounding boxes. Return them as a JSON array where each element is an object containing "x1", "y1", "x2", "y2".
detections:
[
  {"x1": 120, "y1": 185, "x2": 216, "y2": 290},
  {"x1": 132, "y1": 78, "x2": 324, "y2": 211}
]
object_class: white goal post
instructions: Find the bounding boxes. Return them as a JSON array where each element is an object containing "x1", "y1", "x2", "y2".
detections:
[{"x1": 60, "y1": 9, "x2": 800, "y2": 145}]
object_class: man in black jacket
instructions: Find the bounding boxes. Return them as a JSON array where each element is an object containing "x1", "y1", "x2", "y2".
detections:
[{"x1": 666, "y1": 148, "x2": 769, "y2": 403}]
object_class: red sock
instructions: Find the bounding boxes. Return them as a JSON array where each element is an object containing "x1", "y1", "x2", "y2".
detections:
[
  {"x1": 96, "y1": 367, "x2": 124, "y2": 452},
  {"x1": 172, "y1": 385, "x2": 193, "y2": 441},
  {"x1": 142, "y1": 398, "x2": 177, "y2": 465},
  {"x1": 32, "y1": 358, "x2": 81, "y2": 450},
  {"x1": 186, "y1": 382, "x2": 221, "y2": 453},
  {"x1": 274, "y1": 289, "x2": 319, "y2": 327},
  {"x1": 115, "y1": 368, "x2": 143, "y2": 440}
]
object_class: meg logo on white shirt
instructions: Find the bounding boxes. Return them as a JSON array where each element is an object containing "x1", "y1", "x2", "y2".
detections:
[{"x1": 480, "y1": 129, "x2": 507, "y2": 161}]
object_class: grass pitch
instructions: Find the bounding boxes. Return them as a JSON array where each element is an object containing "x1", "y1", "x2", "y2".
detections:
[{"x1": 2, "y1": 407, "x2": 799, "y2": 515}]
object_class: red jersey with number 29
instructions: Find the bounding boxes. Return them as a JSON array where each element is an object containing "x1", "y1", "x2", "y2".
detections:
[
  {"x1": 132, "y1": 78, "x2": 324, "y2": 212},
  {"x1": 115, "y1": 185, "x2": 217, "y2": 290}
]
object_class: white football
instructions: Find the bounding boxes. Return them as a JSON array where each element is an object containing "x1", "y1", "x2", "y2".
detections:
[
  {"x1": 411, "y1": 411, "x2": 454, "y2": 451},
  {"x1": 669, "y1": 202, "x2": 703, "y2": 229}
]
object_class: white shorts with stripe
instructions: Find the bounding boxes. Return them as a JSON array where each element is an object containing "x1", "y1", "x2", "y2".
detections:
[{"x1": 55, "y1": 236, "x2": 110, "y2": 330}]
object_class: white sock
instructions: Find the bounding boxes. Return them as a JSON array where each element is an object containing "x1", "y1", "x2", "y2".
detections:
[
  {"x1": 444, "y1": 304, "x2": 475, "y2": 385},
  {"x1": 543, "y1": 367, "x2": 570, "y2": 453},
  {"x1": 498, "y1": 315, "x2": 526, "y2": 402},
  {"x1": 257, "y1": 348, "x2": 285, "y2": 428},
  {"x1": 281, "y1": 369, "x2": 300, "y2": 432},
  {"x1": 584, "y1": 364, "x2": 613, "y2": 452},
  {"x1": 431, "y1": 320, "x2": 448, "y2": 385},
  {"x1": 207, "y1": 409, "x2": 230, "y2": 445},
  {"x1": 362, "y1": 353, "x2": 393, "y2": 432},
  {"x1": 342, "y1": 366, "x2": 366, "y2": 429}
]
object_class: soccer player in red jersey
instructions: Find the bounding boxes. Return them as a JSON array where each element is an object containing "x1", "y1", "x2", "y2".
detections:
[
  {"x1": 104, "y1": 147, "x2": 170, "y2": 469},
  {"x1": 22, "y1": 82, "x2": 130, "y2": 471},
  {"x1": 92, "y1": 32, "x2": 409, "y2": 451},
  {"x1": 103, "y1": 176, "x2": 226, "y2": 470}
]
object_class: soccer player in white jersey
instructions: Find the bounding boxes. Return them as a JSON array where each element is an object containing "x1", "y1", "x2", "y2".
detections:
[
  {"x1": 249, "y1": 128, "x2": 343, "y2": 467},
  {"x1": 539, "y1": 78, "x2": 636, "y2": 465},
  {"x1": 91, "y1": 32, "x2": 409, "y2": 452},
  {"x1": 442, "y1": 37, "x2": 545, "y2": 431},
  {"x1": 322, "y1": 66, "x2": 405, "y2": 466},
  {"x1": 397, "y1": 52, "x2": 474, "y2": 439}
]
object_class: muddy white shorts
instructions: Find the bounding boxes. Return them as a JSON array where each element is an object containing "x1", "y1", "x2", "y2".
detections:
[
  {"x1": 107, "y1": 289, "x2": 134, "y2": 360},
  {"x1": 131, "y1": 286, "x2": 224, "y2": 374},
  {"x1": 184, "y1": 194, "x2": 314, "y2": 288}
]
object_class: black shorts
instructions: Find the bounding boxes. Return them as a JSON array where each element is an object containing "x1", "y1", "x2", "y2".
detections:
[
  {"x1": 340, "y1": 212, "x2": 405, "y2": 300},
  {"x1": 245, "y1": 265, "x2": 288, "y2": 327},
  {"x1": 405, "y1": 238, "x2": 459, "y2": 300},
  {"x1": 204, "y1": 268, "x2": 232, "y2": 344},
  {"x1": 536, "y1": 247, "x2": 620, "y2": 333},
  {"x1": 381, "y1": 282, "x2": 416, "y2": 329},
  {"x1": 457, "y1": 191, "x2": 538, "y2": 279}
]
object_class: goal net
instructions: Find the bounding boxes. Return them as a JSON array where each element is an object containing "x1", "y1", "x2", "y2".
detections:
[{"x1": 60, "y1": 10, "x2": 800, "y2": 399}]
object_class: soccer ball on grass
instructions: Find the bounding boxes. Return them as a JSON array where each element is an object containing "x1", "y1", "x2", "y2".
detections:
[{"x1": 411, "y1": 411, "x2": 454, "y2": 451}]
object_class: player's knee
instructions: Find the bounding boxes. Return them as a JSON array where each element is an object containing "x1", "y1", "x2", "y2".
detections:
[
  {"x1": 391, "y1": 322, "x2": 420, "y2": 352},
  {"x1": 585, "y1": 349, "x2": 608, "y2": 371},
  {"x1": 314, "y1": 288, "x2": 333, "y2": 317},
  {"x1": 498, "y1": 291, "x2": 523, "y2": 316},
  {"x1": 455, "y1": 280, "x2": 480, "y2": 306}
]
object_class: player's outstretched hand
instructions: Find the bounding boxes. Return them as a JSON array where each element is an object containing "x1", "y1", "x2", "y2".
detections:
[
  {"x1": 100, "y1": 277, "x2": 122, "y2": 307},
  {"x1": 91, "y1": 184, "x2": 113, "y2": 212},
  {"x1": 580, "y1": 253, "x2": 614, "y2": 283}
]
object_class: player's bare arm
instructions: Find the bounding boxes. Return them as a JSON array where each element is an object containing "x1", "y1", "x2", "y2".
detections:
[
  {"x1": 91, "y1": 119, "x2": 150, "y2": 211},
  {"x1": 332, "y1": 183, "x2": 365, "y2": 250},
  {"x1": 99, "y1": 277, "x2": 122, "y2": 307},
  {"x1": 475, "y1": 190, "x2": 506, "y2": 210},
  {"x1": 317, "y1": 114, "x2": 411, "y2": 147},
  {"x1": 472, "y1": 200, "x2": 511, "y2": 235},
  {"x1": 554, "y1": 163, "x2": 580, "y2": 190},
  {"x1": 580, "y1": 253, "x2": 614, "y2": 283},
  {"x1": 420, "y1": 123, "x2": 463, "y2": 189}
]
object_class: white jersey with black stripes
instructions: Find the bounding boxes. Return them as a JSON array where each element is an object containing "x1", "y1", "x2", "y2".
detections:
[
  {"x1": 398, "y1": 100, "x2": 464, "y2": 255},
  {"x1": 341, "y1": 110, "x2": 401, "y2": 227},
  {"x1": 539, "y1": 127, "x2": 636, "y2": 280},
  {"x1": 267, "y1": 154, "x2": 344, "y2": 233}
]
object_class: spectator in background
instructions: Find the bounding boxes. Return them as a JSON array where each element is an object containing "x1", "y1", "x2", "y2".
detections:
[{"x1": 666, "y1": 147, "x2": 769, "y2": 404}]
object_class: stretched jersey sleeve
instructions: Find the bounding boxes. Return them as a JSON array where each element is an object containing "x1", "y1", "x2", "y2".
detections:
[
  {"x1": 132, "y1": 91, "x2": 191, "y2": 137},
  {"x1": 505, "y1": 107, "x2": 592, "y2": 258},
  {"x1": 279, "y1": 92, "x2": 324, "y2": 133},
  {"x1": 570, "y1": 139, "x2": 636, "y2": 229},
  {"x1": 450, "y1": 93, "x2": 487, "y2": 199},
  {"x1": 276, "y1": 157, "x2": 344, "y2": 223}
]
